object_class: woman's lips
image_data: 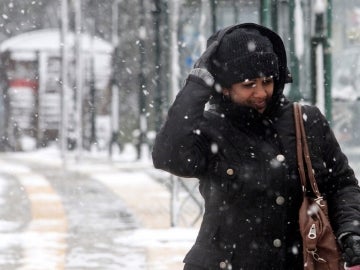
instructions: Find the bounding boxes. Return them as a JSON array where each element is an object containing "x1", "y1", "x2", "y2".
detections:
[{"x1": 254, "y1": 100, "x2": 266, "y2": 110}]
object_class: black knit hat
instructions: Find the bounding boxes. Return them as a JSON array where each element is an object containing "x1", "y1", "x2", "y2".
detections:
[{"x1": 210, "y1": 28, "x2": 279, "y2": 88}]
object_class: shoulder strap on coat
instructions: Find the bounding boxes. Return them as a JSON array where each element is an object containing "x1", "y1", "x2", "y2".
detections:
[{"x1": 294, "y1": 102, "x2": 323, "y2": 200}]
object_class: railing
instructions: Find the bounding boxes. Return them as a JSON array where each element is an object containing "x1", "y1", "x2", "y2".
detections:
[{"x1": 169, "y1": 175, "x2": 204, "y2": 227}]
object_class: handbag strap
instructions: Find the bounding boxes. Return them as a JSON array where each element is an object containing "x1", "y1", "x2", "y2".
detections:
[
  {"x1": 293, "y1": 102, "x2": 322, "y2": 198},
  {"x1": 294, "y1": 102, "x2": 307, "y2": 192}
]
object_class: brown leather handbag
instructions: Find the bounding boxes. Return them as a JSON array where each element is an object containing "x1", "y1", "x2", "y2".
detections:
[{"x1": 294, "y1": 103, "x2": 344, "y2": 270}]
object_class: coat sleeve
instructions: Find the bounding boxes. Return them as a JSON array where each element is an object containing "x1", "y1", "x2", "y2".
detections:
[
  {"x1": 308, "y1": 106, "x2": 360, "y2": 237},
  {"x1": 152, "y1": 75, "x2": 213, "y2": 178}
]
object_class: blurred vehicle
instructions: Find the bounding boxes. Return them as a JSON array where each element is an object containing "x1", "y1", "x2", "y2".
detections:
[{"x1": 331, "y1": 48, "x2": 360, "y2": 147}]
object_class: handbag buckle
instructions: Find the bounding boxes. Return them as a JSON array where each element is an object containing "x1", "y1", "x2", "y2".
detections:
[
  {"x1": 306, "y1": 248, "x2": 327, "y2": 263},
  {"x1": 308, "y1": 224, "x2": 317, "y2": 239},
  {"x1": 314, "y1": 196, "x2": 325, "y2": 207}
]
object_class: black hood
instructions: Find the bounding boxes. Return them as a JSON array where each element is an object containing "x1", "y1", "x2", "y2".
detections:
[{"x1": 207, "y1": 23, "x2": 292, "y2": 118}]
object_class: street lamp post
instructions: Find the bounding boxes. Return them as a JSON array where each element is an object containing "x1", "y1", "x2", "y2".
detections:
[
  {"x1": 60, "y1": 0, "x2": 69, "y2": 162},
  {"x1": 288, "y1": 0, "x2": 302, "y2": 102},
  {"x1": 89, "y1": 20, "x2": 97, "y2": 149},
  {"x1": 210, "y1": 0, "x2": 217, "y2": 33},
  {"x1": 324, "y1": 0, "x2": 333, "y2": 123},
  {"x1": 74, "y1": 0, "x2": 84, "y2": 160},
  {"x1": 137, "y1": 0, "x2": 148, "y2": 160},
  {"x1": 109, "y1": 0, "x2": 121, "y2": 158},
  {"x1": 260, "y1": 0, "x2": 272, "y2": 29},
  {"x1": 311, "y1": 0, "x2": 332, "y2": 121},
  {"x1": 271, "y1": 0, "x2": 278, "y2": 32},
  {"x1": 153, "y1": 0, "x2": 163, "y2": 132}
]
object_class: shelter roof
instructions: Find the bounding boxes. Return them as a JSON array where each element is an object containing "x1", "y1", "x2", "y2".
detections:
[{"x1": 0, "y1": 29, "x2": 113, "y2": 60}]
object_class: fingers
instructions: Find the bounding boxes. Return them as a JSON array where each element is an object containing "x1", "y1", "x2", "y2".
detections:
[{"x1": 343, "y1": 235, "x2": 360, "y2": 267}]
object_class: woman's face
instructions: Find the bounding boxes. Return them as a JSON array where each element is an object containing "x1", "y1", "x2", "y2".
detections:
[{"x1": 222, "y1": 76, "x2": 274, "y2": 113}]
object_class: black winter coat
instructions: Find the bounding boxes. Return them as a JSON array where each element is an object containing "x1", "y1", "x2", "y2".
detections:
[{"x1": 152, "y1": 25, "x2": 360, "y2": 270}]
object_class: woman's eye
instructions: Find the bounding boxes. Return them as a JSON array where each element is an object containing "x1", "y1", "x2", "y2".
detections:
[
  {"x1": 263, "y1": 77, "x2": 274, "y2": 84},
  {"x1": 243, "y1": 82, "x2": 256, "y2": 88}
]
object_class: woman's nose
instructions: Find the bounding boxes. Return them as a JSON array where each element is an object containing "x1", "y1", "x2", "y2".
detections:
[{"x1": 252, "y1": 83, "x2": 267, "y2": 98}]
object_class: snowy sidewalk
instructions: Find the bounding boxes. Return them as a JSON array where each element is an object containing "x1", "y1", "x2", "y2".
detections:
[
  {"x1": 71, "y1": 159, "x2": 199, "y2": 270},
  {"x1": 8, "y1": 146, "x2": 199, "y2": 270}
]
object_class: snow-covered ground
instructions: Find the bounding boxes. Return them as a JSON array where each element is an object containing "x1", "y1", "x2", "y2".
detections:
[{"x1": 0, "y1": 145, "x2": 199, "y2": 270}]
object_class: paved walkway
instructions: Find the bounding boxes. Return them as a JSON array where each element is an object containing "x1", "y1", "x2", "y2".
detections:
[
  {"x1": 8, "y1": 149, "x2": 201, "y2": 270},
  {"x1": 70, "y1": 157, "x2": 200, "y2": 270}
]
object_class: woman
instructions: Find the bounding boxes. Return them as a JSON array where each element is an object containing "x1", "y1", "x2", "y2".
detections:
[{"x1": 152, "y1": 23, "x2": 360, "y2": 270}]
